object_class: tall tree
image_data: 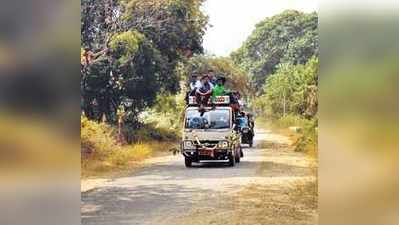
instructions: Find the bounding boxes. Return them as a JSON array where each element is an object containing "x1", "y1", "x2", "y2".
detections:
[
  {"x1": 231, "y1": 10, "x2": 318, "y2": 93},
  {"x1": 81, "y1": 0, "x2": 208, "y2": 123}
]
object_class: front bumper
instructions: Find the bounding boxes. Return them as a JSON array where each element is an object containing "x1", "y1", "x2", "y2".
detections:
[{"x1": 182, "y1": 148, "x2": 232, "y2": 161}]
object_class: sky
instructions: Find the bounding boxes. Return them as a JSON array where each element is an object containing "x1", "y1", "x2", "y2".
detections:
[{"x1": 202, "y1": 0, "x2": 318, "y2": 56}]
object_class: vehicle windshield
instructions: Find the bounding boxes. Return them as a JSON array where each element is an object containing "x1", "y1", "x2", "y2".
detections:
[{"x1": 185, "y1": 109, "x2": 230, "y2": 129}]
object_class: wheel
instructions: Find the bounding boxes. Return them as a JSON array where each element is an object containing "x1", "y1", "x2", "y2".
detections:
[
  {"x1": 228, "y1": 153, "x2": 235, "y2": 167},
  {"x1": 185, "y1": 158, "x2": 192, "y2": 167}
]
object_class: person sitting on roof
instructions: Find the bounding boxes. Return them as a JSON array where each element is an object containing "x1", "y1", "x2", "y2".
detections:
[
  {"x1": 189, "y1": 72, "x2": 201, "y2": 91},
  {"x1": 185, "y1": 72, "x2": 201, "y2": 104},
  {"x1": 212, "y1": 76, "x2": 227, "y2": 99},
  {"x1": 196, "y1": 74, "x2": 214, "y2": 112},
  {"x1": 207, "y1": 69, "x2": 217, "y2": 86}
]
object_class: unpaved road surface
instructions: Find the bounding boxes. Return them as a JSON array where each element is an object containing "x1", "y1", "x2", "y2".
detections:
[{"x1": 81, "y1": 129, "x2": 317, "y2": 225}]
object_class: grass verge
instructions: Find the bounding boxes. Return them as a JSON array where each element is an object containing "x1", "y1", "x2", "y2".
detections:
[
  {"x1": 81, "y1": 116, "x2": 179, "y2": 178},
  {"x1": 257, "y1": 115, "x2": 318, "y2": 157}
]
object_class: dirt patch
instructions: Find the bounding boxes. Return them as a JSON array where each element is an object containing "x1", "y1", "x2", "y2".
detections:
[
  {"x1": 152, "y1": 130, "x2": 318, "y2": 225},
  {"x1": 157, "y1": 180, "x2": 317, "y2": 225}
]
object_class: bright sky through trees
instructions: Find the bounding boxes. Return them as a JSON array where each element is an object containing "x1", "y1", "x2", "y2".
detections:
[{"x1": 202, "y1": 0, "x2": 318, "y2": 56}]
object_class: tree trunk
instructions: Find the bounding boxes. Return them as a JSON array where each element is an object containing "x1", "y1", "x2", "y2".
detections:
[{"x1": 283, "y1": 91, "x2": 286, "y2": 117}]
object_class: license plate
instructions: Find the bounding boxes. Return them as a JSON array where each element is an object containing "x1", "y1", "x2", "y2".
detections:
[{"x1": 199, "y1": 149, "x2": 214, "y2": 157}]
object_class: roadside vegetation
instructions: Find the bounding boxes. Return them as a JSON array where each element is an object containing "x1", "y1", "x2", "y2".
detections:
[
  {"x1": 232, "y1": 10, "x2": 319, "y2": 156},
  {"x1": 81, "y1": 115, "x2": 179, "y2": 177}
]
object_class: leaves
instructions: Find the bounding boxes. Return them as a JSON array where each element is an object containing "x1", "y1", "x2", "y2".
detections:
[
  {"x1": 260, "y1": 57, "x2": 319, "y2": 118},
  {"x1": 231, "y1": 10, "x2": 318, "y2": 93},
  {"x1": 81, "y1": 0, "x2": 208, "y2": 123}
]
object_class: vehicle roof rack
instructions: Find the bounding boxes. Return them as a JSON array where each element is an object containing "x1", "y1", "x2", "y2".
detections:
[{"x1": 187, "y1": 95, "x2": 231, "y2": 106}]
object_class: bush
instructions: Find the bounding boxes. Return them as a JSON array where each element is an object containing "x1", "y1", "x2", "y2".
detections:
[
  {"x1": 81, "y1": 115, "x2": 119, "y2": 160},
  {"x1": 275, "y1": 114, "x2": 307, "y2": 128},
  {"x1": 293, "y1": 119, "x2": 317, "y2": 153},
  {"x1": 258, "y1": 57, "x2": 318, "y2": 118},
  {"x1": 268, "y1": 115, "x2": 318, "y2": 154},
  {"x1": 108, "y1": 144, "x2": 151, "y2": 167},
  {"x1": 122, "y1": 123, "x2": 179, "y2": 143},
  {"x1": 81, "y1": 115, "x2": 177, "y2": 176}
]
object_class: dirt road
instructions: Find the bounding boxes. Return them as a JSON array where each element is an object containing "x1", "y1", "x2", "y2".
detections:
[{"x1": 81, "y1": 128, "x2": 317, "y2": 225}]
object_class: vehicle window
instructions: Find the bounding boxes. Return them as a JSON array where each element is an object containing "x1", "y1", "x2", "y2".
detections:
[{"x1": 185, "y1": 109, "x2": 230, "y2": 129}]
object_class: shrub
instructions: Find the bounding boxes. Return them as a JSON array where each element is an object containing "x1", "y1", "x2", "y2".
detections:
[
  {"x1": 268, "y1": 115, "x2": 318, "y2": 154},
  {"x1": 81, "y1": 115, "x2": 177, "y2": 176},
  {"x1": 275, "y1": 114, "x2": 307, "y2": 128},
  {"x1": 81, "y1": 115, "x2": 119, "y2": 160}
]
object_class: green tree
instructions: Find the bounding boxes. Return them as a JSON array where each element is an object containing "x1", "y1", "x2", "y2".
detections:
[
  {"x1": 231, "y1": 10, "x2": 318, "y2": 93},
  {"x1": 81, "y1": 0, "x2": 208, "y2": 123},
  {"x1": 261, "y1": 57, "x2": 318, "y2": 118}
]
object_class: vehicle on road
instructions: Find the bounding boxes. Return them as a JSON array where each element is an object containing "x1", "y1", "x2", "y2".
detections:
[
  {"x1": 240, "y1": 124, "x2": 254, "y2": 147},
  {"x1": 181, "y1": 96, "x2": 243, "y2": 167}
]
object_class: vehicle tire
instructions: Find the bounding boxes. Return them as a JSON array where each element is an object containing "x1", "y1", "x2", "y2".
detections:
[
  {"x1": 185, "y1": 158, "x2": 192, "y2": 167},
  {"x1": 228, "y1": 154, "x2": 235, "y2": 167}
]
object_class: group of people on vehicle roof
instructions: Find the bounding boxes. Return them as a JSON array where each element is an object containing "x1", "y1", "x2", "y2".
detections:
[
  {"x1": 185, "y1": 69, "x2": 241, "y2": 114},
  {"x1": 185, "y1": 70, "x2": 255, "y2": 136}
]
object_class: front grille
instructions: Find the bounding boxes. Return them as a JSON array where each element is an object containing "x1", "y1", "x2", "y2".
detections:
[{"x1": 197, "y1": 140, "x2": 219, "y2": 148}]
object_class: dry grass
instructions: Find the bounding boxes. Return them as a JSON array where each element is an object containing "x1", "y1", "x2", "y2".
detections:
[
  {"x1": 81, "y1": 141, "x2": 176, "y2": 178},
  {"x1": 228, "y1": 180, "x2": 318, "y2": 225},
  {"x1": 164, "y1": 179, "x2": 318, "y2": 225},
  {"x1": 81, "y1": 115, "x2": 178, "y2": 178},
  {"x1": 256, "y1": 116, "x2": 318, "y2": 157}
]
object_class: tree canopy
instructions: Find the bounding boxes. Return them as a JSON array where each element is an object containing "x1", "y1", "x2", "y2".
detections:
[
  {"x1": 260, "y1": 57, "x2": 318, "y2": 118},
  {"x1": 231, "y1": 10, "x2": 318, "y2": 93},
  {"x1": 81, "y1": 0, "x2": 208, "y2": 123}
]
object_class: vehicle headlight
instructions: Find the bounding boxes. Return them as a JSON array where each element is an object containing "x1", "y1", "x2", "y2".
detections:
[
  {"x1": 218, "y1": 141, "x2": 229, "y2": 149},
  {"x1": 183, "y1": 141, "x2": 195, "y2": 149}
]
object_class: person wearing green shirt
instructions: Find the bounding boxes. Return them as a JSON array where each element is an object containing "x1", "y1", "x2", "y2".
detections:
[{"x1": 212, "y1": 76, "x2": 228, "y2": 102}]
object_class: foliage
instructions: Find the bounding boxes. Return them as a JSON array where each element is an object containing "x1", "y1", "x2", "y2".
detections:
[
  {"x1": 81, "y1": 0, "x2": 208, "y2": 123},
  {"x1": 181, "y1": 55, "x2": 251, "y2": 97},
  {"x1": 142, "y1": 92, "x2": 186, "y2": 130},
  {"x1": 81, "y1": 115, "x2": 176, "y2": 176},
  {"x1": 269, "y1": 115, "x2": 318, "y2": 154},
  {"x1": 82, "y1": 34, "x2": 163, "y2": 123},
  {"x1": 122, "y1": 120, "x2": 180, "y2": 143},
  {"x1": 293, "y1": 118, "x2": 317, "y2": 153},
  {"x1": 274, "y1": 114, "x2": 308, "y2": 128},
  {"x1": 258, "y1": 57, "x2": 318, "y2": 118},
  {"x1": 81, "y1": 115, "x2": 119, "y2": 160},
  {"x1": 109, "y1": 31, "x2": 144, "y2": 64},
  {"x1": 231, "y1": 10, "x2": 318, "y2": 93}
]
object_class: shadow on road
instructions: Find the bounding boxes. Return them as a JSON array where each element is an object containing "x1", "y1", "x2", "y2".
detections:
[{"x1": 82, "y1": 184, "x2": 205, "y2": 225}]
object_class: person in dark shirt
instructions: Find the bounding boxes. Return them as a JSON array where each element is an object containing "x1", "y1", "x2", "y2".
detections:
[
  {"x1": 207, "y1": 69, "x2": 217, "y2": 85},
  {"x1": 196, "y1": 74, "x2": 214, "y2": 112},
  {"x1": 189, "y1": 72, "x2": 200, "y2": 91}
]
